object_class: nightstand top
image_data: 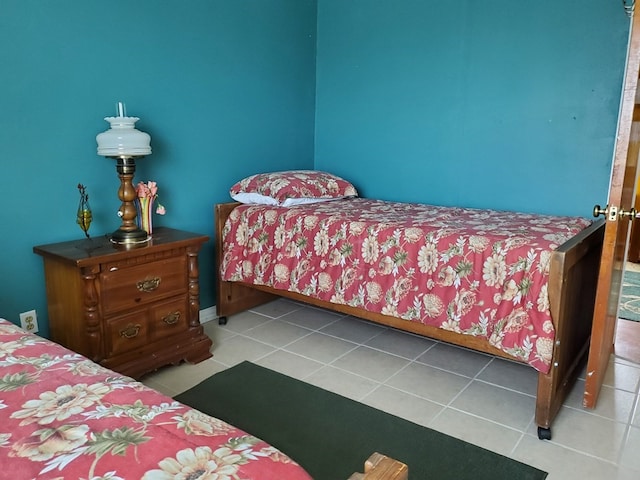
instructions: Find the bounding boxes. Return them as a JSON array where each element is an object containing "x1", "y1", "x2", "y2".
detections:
[{"x1": 33, "y1": 227, "x2": 209, "y2": 267}]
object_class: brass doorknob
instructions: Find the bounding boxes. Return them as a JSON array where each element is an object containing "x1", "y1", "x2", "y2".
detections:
[
  {"x1": 593, "y1": 204, "x2": 607, "y2": 217},
  {"x1": 619, "y1": 208, "x2": 638, "y2": 219}
]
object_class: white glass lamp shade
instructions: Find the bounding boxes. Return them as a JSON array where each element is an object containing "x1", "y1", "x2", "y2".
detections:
[{"x1": 96, "y1": 116, "x2": 151, "y2": 157}]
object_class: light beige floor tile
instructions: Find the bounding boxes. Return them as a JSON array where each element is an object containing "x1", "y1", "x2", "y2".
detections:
[
  {"x1": 416, "y1": 343, "x2": 492, "y2": 378},
  {"x1": 203, "y1": 321, "x2": 238, "y2": 344},
  {"x1": 331, "y1": 346, "x2": 410, "y2": 382},
  {"x1": 543, "y1": 406, "x2": 627, "y2": 461},
  {"x1": 360, "y1": 385, "x2": 444, "y2": 427},
  {"x1": 513, "y1": 434, "x2": 631, "y2": 480},
  {"x1": 139, "y1": 358, "x2": 205, "y2": 385},
  {"x1": 450, "y1": 380, "x2": 536, "y2": 431},
  {"x1": 210, "y1": 335, "x2": 276, "y2": 366},
  {"x1": 169, "y1": 360, "x2": 229, "y2": 395},
  {"x1": 319, "y1": 316, "x2": 386, "y2": 343},
  {"x1": 255, "y1": 349, "x2": 324, "y2": 380},
  {"x1": 603, "y1": 360, "x2": 640, "y2": 393},
  {"x1": 385, "y1": 362, "x2": 470, "y2": 405},
  {"x1": 564, "y1": 379, "x2": 636, "y2": 423},
  {"x1": 304, "y1": 365, "x2": 380, "y2": 401},
  {"x1": 476, "y1": 358, "x2": 539, "y2": 396},
  {"x1": 619, "y1": 425, "x2": 640, "y2": 472},
  {"x1": 141, "y1": 377, "x2": 179, "y2": 397},
  {"x1": 141, "y1": 358, "x2": 227, "y2": 395},
  {"x1": 242, "y1": 318, "x2": 313, "y2": 347},
  {"x1": 632, "y1": 395, "x2": 640, "y2": 427},
  {"x1": 613, "y1": 354, "x2": 640, "y2": 370},
  {"x1": 279, "y1": 305, "x2": 344, "y2": 330},
  {"x1": 222, "y1": 310, "x2": 274, "y2": 333},
  {"x1": 613, "y1": 467, "x2": 640, "y2": 480},
  {"x1": 284, "y1": 332, "x2": 358, "y2": 363},
  {"x1": 428, "y1": 408, "x2": 524, "y2": 457},
  {"x1": 249, "y1": 299, "x2": 303, "y2": 318},
  {"x1": 364, "y1": 328, "x2": 436, "y2": 359}
]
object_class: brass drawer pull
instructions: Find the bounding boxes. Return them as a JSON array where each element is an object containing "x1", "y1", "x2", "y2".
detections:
[
  {"x1": 137, "y1": 277, "x2": 161, "y2": 292},
  {"x1": 163, "y1": 311, "x2": 181, "y2": 325},
  {"x1": 120, "y1": 323, "x2": 141, "y2": 339}
]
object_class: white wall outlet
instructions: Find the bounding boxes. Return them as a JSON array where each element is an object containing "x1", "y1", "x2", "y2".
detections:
[{"x1": 19, "y1": 310, "x2": 39, "y2": 333}]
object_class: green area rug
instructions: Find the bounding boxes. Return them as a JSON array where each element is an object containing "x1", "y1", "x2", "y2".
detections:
[
  {"x1": 175, "y1": 361, "x2": 547, "y2": 480},
  {"x1": 620, "y1": 268, "x2": 640, "y2": 322}
]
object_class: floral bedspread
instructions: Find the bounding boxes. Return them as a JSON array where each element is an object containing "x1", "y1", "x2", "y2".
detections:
[
  {"x1": 220, "y1": 199, "x2": 592, "y2": 373},
  {"x1": 0, "y1": 319, "x2": 311, "y2": 480}
]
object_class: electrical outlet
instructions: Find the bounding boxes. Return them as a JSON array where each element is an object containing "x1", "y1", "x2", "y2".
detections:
[{"x1": 19, "y1": 310, "x2": 39, "y2": 333}]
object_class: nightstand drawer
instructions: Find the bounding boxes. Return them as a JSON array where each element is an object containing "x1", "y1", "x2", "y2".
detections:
[
  {"x1": 150, "y1": 297, "x2": 189, "y2": 341},
  {"x1": 101, "y1": 256, "x2": 188, "y2": 315},
  {"x1": 106, "y1": 310, "x2": 149, "y2": 356}
]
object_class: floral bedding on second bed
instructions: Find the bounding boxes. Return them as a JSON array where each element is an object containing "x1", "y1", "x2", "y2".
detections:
[
  {"x1": 220, "y1": 199, "x2": 592, "y2": 373},
  {"x1": 0, "y1": 319, "x2": 311, "y2": 480}
]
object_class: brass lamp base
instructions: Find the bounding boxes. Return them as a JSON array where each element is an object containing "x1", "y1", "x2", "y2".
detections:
[
  {"x1": 110, "y1": 227, "x2": 150, "y2": 246},
  {"x1": 107, "y1": 155, "x2": 151, "y2": 248}
]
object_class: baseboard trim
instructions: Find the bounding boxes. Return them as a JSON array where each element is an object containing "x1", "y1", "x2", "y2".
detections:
[{"x1": 199, "y1": 305, "x2": 217, "y2": 324}]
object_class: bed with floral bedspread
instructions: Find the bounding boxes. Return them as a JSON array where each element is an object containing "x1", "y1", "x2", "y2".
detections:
[
  {"x1": 216, "y1": 170, "x2": 604, "y2": 440},
  {"x1": 0, "y1": 318, "x2": 311, "y2": 480},
  {"x1": 220, "y1": 198, "x2": 592, "y2": 374}
]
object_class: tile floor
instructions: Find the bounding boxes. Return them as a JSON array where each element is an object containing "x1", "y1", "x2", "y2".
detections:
[{"x1": 141, "y1": 299, "x2": 640, "y2": 480}]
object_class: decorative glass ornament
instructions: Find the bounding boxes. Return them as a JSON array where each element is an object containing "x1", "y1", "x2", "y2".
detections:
[{"x1": 76, "y1": 183, "x2": 92, "y2": 238}]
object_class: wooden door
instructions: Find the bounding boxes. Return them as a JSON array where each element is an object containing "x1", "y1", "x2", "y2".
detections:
[{"x1": 584, "y1": 10, "x2": 640, "y2": 409}]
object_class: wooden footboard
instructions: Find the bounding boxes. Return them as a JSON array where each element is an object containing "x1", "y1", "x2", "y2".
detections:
[
  {"x1": 215, "y1": 202, "x2": 279, "y2": 319},
  {"x1": 215, "y1": 202, "x2": 605, "y2": 439},
  {"x1": 535, "y1": 217, "x2": 604, "y2": 438}
]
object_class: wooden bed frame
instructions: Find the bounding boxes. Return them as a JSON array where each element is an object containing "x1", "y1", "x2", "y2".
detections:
[{"x1": 215, "y1": 202, "x2": 605, "y2": 441}]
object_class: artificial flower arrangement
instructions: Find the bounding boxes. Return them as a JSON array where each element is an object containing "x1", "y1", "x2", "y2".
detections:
[{"x1": 135, "y1": 181, "x2": 166, "y2": 235}]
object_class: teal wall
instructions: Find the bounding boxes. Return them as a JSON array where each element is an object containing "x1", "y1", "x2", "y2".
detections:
[
  {"x1": 315, "y1": 0, "x2": 630, "y2": 215},
  {"x1": 0, "y1": 0, "x2": 632, "y2": 337},
  {"x1": 0, "y1": 0, "x2": 317, "y2": 336}
]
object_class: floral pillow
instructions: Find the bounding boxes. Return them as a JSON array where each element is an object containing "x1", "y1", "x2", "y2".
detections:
[{"x1": 230, "y1": 170, "x2": 358, "y2": 206}]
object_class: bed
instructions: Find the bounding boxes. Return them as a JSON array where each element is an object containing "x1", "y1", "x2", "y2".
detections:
[
  {"x1": 214, "y1": 171, "x2": 605, "y2": 440},
  {"x1": 0, "y1": 318, "x2": 311, "y2": 479},
  {"x1": 0, "y1": 318, "x2": 406, "y2": 479}
]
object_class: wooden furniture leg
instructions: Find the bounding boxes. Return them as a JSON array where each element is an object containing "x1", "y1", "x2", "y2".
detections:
[{"x1": 348, "y1": 452, "x2": 409, "y2": 480}]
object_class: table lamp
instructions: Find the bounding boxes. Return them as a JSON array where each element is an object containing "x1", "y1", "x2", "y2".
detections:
[{"x1": 96, "y1": 102, "x2": 151, "y2": 245}]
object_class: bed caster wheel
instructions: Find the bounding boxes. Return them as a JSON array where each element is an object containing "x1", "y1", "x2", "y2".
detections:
[
  {"x1": 537, "y1": 427, "x2": 551, "y2": 440},
  {"x1": 218, "y1": 316, "x2": 228, "y2": 326}
]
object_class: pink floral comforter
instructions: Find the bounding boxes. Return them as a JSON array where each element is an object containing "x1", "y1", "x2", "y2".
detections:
[
  {"x1": 220, "y1": 199, "x2": 592, "y2": 373},
  {"x1": 0, "y1": 319, "x2": 311, "y2": 480}
]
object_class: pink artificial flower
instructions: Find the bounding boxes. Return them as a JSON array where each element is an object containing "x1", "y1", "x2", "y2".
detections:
[
  {"x1": 135, "y1": 181, "x2": 151, "y2": 198},
  {"x1": 136, "y1": 181, "x2": 159, "y2": 198},
  {"x1": 156, "y1": 203, "x2": 166, "y2": 215}
]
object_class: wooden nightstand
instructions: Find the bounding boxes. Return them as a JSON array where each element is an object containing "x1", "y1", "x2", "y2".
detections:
[{"x1": 34, "y1": 227, "x2": 212, "y2": 379}]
